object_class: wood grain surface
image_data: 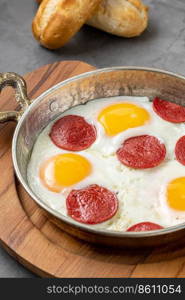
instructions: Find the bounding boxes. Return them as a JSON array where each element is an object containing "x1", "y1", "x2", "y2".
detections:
[{"x1": 1, "y1": 60, "x2": 185, "y2": 278}]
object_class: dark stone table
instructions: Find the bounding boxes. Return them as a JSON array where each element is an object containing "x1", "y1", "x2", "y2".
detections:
[{"x1": 0, "y1": 0, "x2": 185, "y2": 277}]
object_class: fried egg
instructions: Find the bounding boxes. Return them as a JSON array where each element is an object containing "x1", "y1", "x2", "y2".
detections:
[
  {"x1": 39, "y1": 153, "x2": 92, "y2": 193},
  {"x1": 27, "y1": 96, "x2": 185, "y2": 231}
]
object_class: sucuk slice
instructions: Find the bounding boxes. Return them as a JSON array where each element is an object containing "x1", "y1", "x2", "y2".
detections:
[
  {"x1": 127, "y1": 222, "x2": 164, "y2": 232},
  {"x1": 175, "y1": 136, "x2": 185, "y2": 166},
  {"x1": 66, "y1": 184, "x2": 118, "y2": 225},
  {"x1": 153, "y1": 97, "x2": 185, "y2": 123},
  {"x1": 116, "y1": 135, "x2": 166, "y2": 169},
  {"x1": 49, "y1": 115, "x2": 96, "y2": 151}
]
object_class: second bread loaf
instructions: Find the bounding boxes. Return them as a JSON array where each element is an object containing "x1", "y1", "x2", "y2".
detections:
[{"x1": 87, "y1": 0, "x2": 148, "y2": 38}]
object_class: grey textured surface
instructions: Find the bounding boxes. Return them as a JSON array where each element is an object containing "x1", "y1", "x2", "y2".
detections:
[{"x1": 0, "y1": 0, "x2": 185, "y2": 278}]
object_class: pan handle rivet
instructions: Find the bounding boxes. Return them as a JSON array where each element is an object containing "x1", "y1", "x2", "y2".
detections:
[{"x1": 49, "y1": 99, "x2": 58, "y2": 112}]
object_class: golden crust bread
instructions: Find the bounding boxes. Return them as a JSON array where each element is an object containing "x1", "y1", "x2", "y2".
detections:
[
  {"x1": 33, "y1": 0, "x2": 149, "y2": 49},
  {"x1": 87, "y1": 0, "x2": 148, "y2": 38},
  {"x1": 32, "y1": 0, "x2": 102, "y2": 49}
]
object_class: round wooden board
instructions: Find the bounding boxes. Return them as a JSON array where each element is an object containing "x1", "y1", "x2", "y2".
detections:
[{"x1": 1, "y1": 60, "x2": 185, "y2": 278}]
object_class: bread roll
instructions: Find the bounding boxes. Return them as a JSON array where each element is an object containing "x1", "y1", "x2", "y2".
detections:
[
  {"x1": 32, "y1": 0, "x2": 102, "y2": 49},
  {"x1": 87, "y1": 0, "x2": 148, "y2": 38},
  {"x1": 33, "y1": 0, "x2": 148, "y2": 49}
]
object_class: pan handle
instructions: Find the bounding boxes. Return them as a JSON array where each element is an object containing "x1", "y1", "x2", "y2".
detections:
[{"x1": 0, "y1": 72, "x2": 31, "y2": 123}]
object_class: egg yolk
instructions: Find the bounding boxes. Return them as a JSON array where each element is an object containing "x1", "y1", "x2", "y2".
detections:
[
  {"x1": 167, "y1": 177, "x2": 185, "y2": 211},
  {"x1": 39, "y1": 153, "x2": 92, "y2": 193},
  {"x1": 98, "y1": 103, "x2": 150, "y2": 136}
]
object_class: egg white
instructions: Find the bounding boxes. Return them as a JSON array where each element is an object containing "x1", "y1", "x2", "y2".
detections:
[{"x1": 27, "y1": 96, "x2": 185, "y2": 231}]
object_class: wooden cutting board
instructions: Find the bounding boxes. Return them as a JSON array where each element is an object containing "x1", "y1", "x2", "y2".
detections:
[{"x1": 1, "y1": 60, "x2": 185, "y2": 278}]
